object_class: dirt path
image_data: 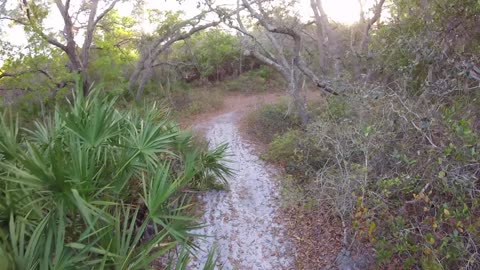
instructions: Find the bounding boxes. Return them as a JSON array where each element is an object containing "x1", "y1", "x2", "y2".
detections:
[
  {"x1": 188, "y1": 93, "x2": 303, "y2": 269},
  {"x1": 179, "y1": 90, "x2": 323, "y2": 129}
]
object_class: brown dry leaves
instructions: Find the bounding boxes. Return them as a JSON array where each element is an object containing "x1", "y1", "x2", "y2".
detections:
[{"x1": 282, "y1": 206, "x2": 343, "y2": 270}]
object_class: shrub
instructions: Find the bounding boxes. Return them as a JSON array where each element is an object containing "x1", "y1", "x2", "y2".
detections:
[
  {"x1": 244, "y1": 100, "x2": 300, "y2": 144},
  {"x1": 174, "y1": 29, "x2": 241, "y2": 79},
  {"x1": 317, "y1": 90, "x2": 479, "y2": 268},
  {"x1": 223, "y1": 67, "x2": 282, "y2": 93},
  {"x1": 256, "y1": 86, "x2": 480, "y2": 269},
  {"x1": 266, "y1": 130, "x2": 300, "y2": 164},
  {"x1": 0, "y1": 86, "x2": 230, "y2": 269},
  {"x1": 254, "y1": 66, "x2": 273, "y2": 80},
  {"x1": 323, "y1": 95, "x2": 353, "y2": 121}
]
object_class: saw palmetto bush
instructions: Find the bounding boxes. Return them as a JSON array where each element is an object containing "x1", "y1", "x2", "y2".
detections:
[{"x1": 0, "y1": 86, "x2": 231, "y2": 269}]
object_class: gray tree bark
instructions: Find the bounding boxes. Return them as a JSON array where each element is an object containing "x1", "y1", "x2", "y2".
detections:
[
  {"x1": 7, "y1": 0, "x2": 121, "y2": 96},
  {"x1": 128, "y1": 13, "x2": 221, "y2": 101},
  {"x1": 310, "y1": 0, "x2": 342, "y2": 77},
  {"x1": 353, "y1": 0, "x2": 386, "y2": 81},
  {"x1": 230, "y1": 0, "x2": 341, "y2": 126}
]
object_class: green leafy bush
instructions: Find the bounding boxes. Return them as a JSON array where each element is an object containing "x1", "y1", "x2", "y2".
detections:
[
  {"x1": 0, "y1": 86, "x2": 230, "y2": 269},
  {"x1": 173, "y1": 29, "x2": 241, "y2": 79},
  {"x1": 265, "y1": 130, "x2": 300, "y2": 163},
  {"x1": 223, "y1": 67, "x2": 282, "y2": 93},
  {"x1": 323, "y1": 95, "x2": 353, "y2": 121},
  {"x1": 244, "y1": 101, "x2": 300, "y2": 144}
]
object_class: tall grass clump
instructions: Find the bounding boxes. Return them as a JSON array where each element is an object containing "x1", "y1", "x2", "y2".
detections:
[{"x1": 0, "y1": 86, "x2": 231, "y2": 269}]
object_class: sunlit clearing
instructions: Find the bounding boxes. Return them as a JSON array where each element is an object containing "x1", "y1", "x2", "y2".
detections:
[
  {"x1": 300, "y1": 0, "x2": 373, "y2": 25},
  {"x1": 322, "y1": 0, "x2": 361, "y2": 24}
]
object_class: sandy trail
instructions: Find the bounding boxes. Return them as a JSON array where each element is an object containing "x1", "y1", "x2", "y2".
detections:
[
  {"x1": 179, "y1": 90, "x2": 323, "y2": 129},
  {"x1": 189, "y1": 109, "x2": 295, "y2": 269}
]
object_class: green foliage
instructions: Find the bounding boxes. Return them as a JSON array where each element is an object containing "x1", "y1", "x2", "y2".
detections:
[
  {"x1": 344, "y1": 92, "x2": 479, "y2": 269},
  {"x1": 0, "y1": 3, "x2": 139, "y2": 98},
  {"x1": 1, "y1": 0, "x2": 478, "y2": 268},
  {"x1": 323, "y1": 95, "x2": 352, "y2": 121},
  {"x1": 244, "y1": 101, "x2": 300, "y2": 144},
  {"x1": 0, "y1": 85, "x2": 230, "y2": 269},
  {"x1": 149, "y1": 10, "x2": 184, "y2": 36},
  {"x1": 90, "y1": 10, "x2": 138, "y2": 91},
  {"x1": 370, "y1": 0, "x2": 480, "y2": 95},
  {"x1": 266, "y1": 130, "x2": 299, "y2": 164},
  {"x1": 255, "y1": 66, "x2": 273, "y2": 80},
  {"x1": 0, "y1": 50, "x2": 73, "y2": 94},
  {"x1": 252, "y1": 84, "x2": 480, "y2": 269},
  {"x1": 175, "y1": 29, "x2": 241, "y2": 79},
  {"x1": 223, "y1": 67, "x2": 280, "y2": 93},
  {"x1": 192, "y1": 143, "x2": 233, "y2": 190}
]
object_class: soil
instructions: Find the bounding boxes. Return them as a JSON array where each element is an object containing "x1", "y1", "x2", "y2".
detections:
[
  {"x1": 189, "y1": 110, "x2": 294, "y2": 269},
  {"x1": 179, "y1": 90, "x2": 323, "y2": 130},
  {"x1": 185, "y1": 91, "x2": 343, "y2": 270},
  {"x1": 180, "y1": 92, "x2": 278, "y2": 129}
]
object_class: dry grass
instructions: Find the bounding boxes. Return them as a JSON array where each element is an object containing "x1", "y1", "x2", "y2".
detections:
[{"x1": 172, "y1": 87, "x2": 225, "y2": 117}]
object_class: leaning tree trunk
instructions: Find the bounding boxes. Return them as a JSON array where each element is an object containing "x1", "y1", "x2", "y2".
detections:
[
  {"x1": 135, "y1": 68, "x2": 153, "y2": 101},
  {"x1": 68, "y1": 61, "x2": 91, "y2": 96},
  {"x1": 82, "y1": 73, "x2": 91, "y2": 96},
  {"x1": 353, "y1": 0, "x2": 386, "y2": 83},
  {"x1": 287, "y1": 69, "x2": 309, "y2": 127}
]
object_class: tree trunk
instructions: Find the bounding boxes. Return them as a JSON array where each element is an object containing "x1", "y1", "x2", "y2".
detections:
[
  {"x1": 354, "y1": 0, "x2": 386, "y2": 82},
  {"x1": 311, "y1": 0, "x2": 343, "y2": 78},
  {"x1": 135, "y1": 68, "x2": 153, "y2": 101},
  {"x1": 331, "y1": 31, "x2": 343, "y2": 78},
  {"x1": 82, "y1": 72, "x2": 91, "y2": 96},
  {"x1": 310, "y1": 0, "x2": 328, "y2": 73},
  {"x1": 288, "y1": 70, "x2": 309, "y2": 127}
]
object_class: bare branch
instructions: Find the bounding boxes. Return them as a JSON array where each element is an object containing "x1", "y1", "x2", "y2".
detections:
[
  {"x1": 17, "y1": 1, "x2": 67, "y2": 51},
  {"x1": 247, "y1": 49, "x2": 287, "y2": 77},
  {"x1": 0, "y1": 71, "x2": 28, "y2": 79},
  {"x1": 368, "y1": 0, "x2": 386, "y2": 30},
  {"x1": 151, "y1": 21, "x2": 221, "y2": 64},
  {"x1": 1, "y1": 69, "x2": 54, "y2": 80},
  {"x1": 93, "y1": 0, "x2": 121, "y2": 28},
  {"x1": 129, "y1": 11, "x2": 224, "y2": 99},
  {"x1": 359, "y1": 0, "x2": 386, "y2": 53},
  {"x1": 241, "y1": 0, "x2": 341, "y2": 96},
  {"x1": 0, "y1": 16, "x2": 28, "y2": 25},
  {"x1": 152, "y1": 61, "x2": 195, "y2": 68},
  {"x1": 65, "y1": 0, "x2": 71, "y2": 13},
  {"x1": 297, "y1": 60, "x2": 341, "y2": 96}
]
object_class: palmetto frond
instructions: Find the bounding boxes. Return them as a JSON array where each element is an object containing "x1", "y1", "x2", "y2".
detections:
[{"x1": 0, "y1": 85, "x2": 230, "y2": 269}]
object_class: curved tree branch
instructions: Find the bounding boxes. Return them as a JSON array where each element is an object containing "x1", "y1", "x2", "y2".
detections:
[
  {"x1": 0, "y1": 69, "x2": 52, "y2": 80},
  {"x1": 241, "y1": 0, "x2": 341, "y2": 96}
]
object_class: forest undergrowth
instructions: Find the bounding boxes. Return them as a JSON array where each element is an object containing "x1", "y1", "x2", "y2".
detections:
[{"x1": 245, "y1": 84, "x2": 480, "y2": 269}]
